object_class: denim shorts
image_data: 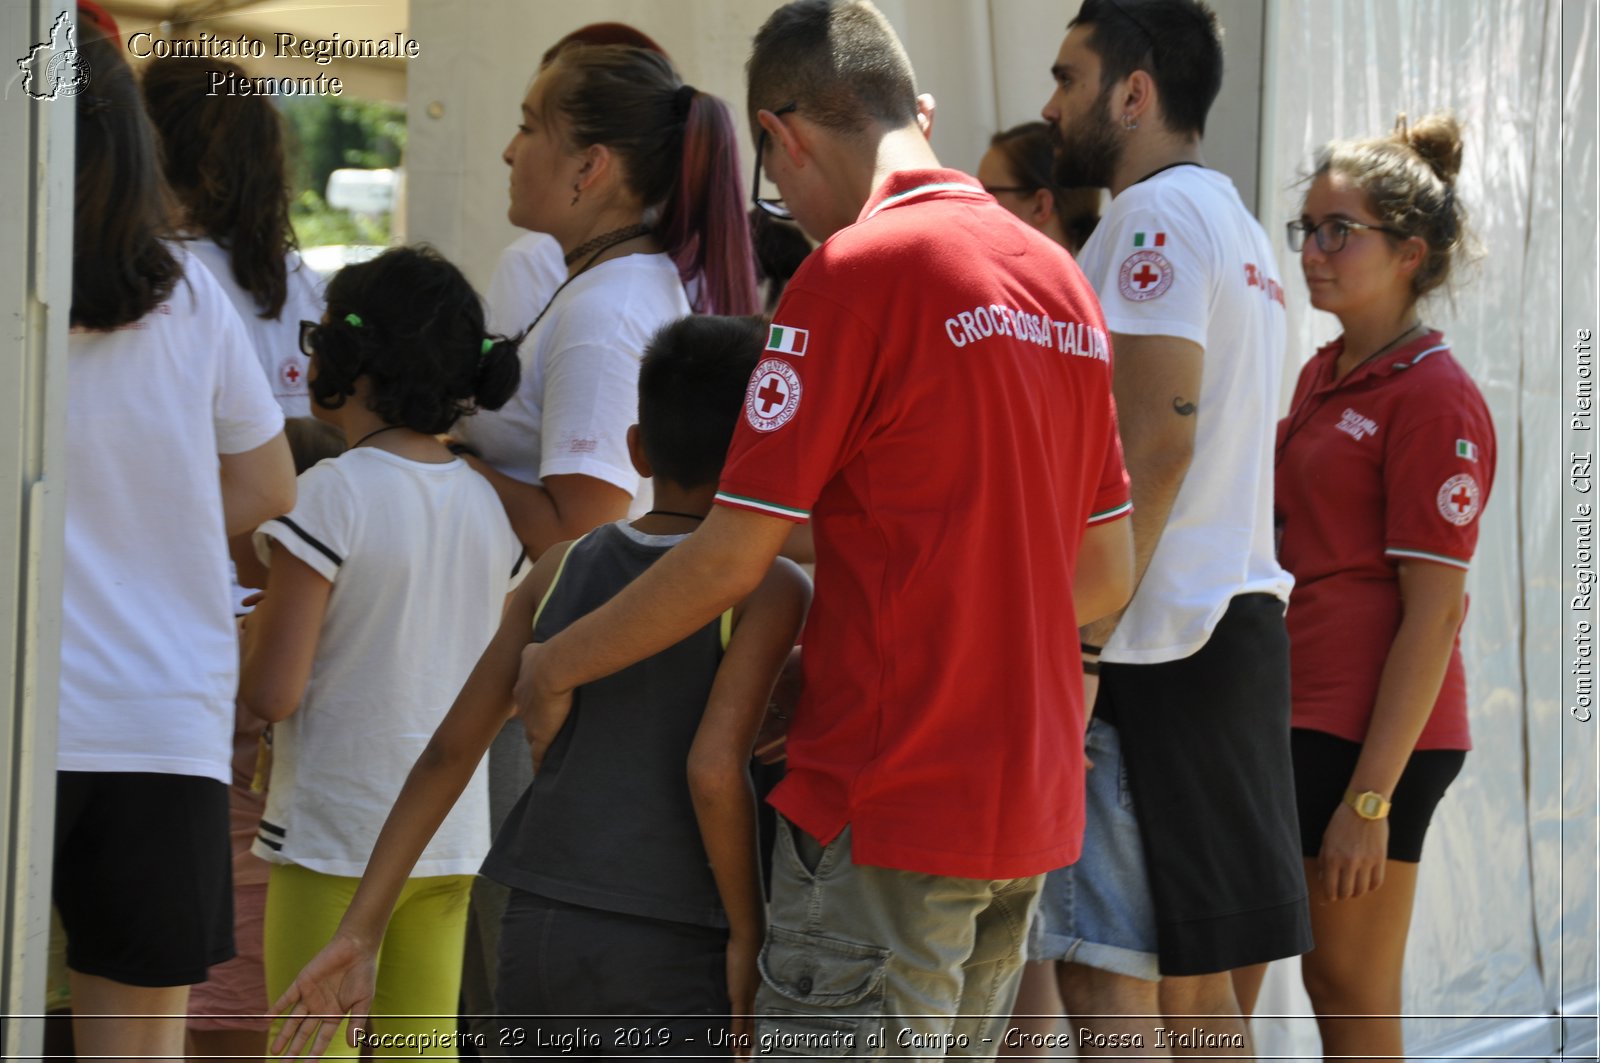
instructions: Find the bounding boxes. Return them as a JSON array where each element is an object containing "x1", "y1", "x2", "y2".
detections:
[
  {"x1": 1028, "y1": 718, "x2": 1160, "y2": 981},
  {"x1": 1037, "y1": 595, "x2": 1313, "y2": 978}
]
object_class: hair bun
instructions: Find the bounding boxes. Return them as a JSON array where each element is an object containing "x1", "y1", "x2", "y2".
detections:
[{"x1": 1394, "y1": 111, "x2": 1463, "y2": 185}]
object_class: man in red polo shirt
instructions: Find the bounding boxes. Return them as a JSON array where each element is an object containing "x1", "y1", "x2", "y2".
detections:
[{"x1": 516, "y1": 0, "x2": 1132, "y2": 1050}]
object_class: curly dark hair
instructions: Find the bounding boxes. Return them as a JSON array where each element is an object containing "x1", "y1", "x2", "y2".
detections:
[{"x1": 306, "y1": 247, "x2": 520, "y2": 434}]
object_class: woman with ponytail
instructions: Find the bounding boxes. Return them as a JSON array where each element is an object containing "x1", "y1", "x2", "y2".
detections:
[
  {"x1": 1275, "y1": 113, "x2": 1492, "y2": 1059},
  {"x1": 141, "y1": 56, "x2": 325, "y2": 418},
  {"x1": 484, "y1": 23, "x2": 672, "y2": 338},
  {"x1": 236, "y1": 246, "x2": 525, "y2": 1058},
  {"x1": 453, "y1": 43, "x2": 759, "y2": 559}
]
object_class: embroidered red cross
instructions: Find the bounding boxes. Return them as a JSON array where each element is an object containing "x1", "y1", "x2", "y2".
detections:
[
  {"x1": 285, "y1": 364, "x2": 301, "y2": 384},
  {"x1": 1132, "y1": 264, "x2": 1160, "y2": 290},
  {"x1": 756, "y1": 378, "x2": 788, "y2": 416},
  {"x1": 1451, "y1": 486, "x2": 1473, "y2": 513}
]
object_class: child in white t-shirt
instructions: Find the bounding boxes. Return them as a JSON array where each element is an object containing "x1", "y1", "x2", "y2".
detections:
[{"x1": 237, "y1": 246, "x2": 526, "y2": 1058}]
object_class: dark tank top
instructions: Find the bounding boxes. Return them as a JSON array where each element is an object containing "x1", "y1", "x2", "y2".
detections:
[{"x1": 480, "y1": 521, "x2": 729, "y2": 928}]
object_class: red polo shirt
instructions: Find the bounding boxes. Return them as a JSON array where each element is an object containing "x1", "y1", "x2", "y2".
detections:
[
  {"x1": 1275, "y1": 331, "x2": 1494, "y2": 750},
  {"x1": 716, "y1": 170, "x2": 1129, "y2": 878}
]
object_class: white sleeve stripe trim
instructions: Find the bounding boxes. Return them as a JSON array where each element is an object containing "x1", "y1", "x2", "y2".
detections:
[
  {"x1": 1386, "y1": 547, "x2": 1470, "y2": 570},
  {"x1": 713, "y1": 492, "x2": 810, "y2": 520},
  {"x1": 1088, "y1": 501, "x2": 1133, "y2": 525}
]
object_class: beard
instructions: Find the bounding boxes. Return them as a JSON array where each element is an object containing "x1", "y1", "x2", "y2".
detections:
[{"x1": 1049, "y1": 87, "x2": 1121, "y2": 190}]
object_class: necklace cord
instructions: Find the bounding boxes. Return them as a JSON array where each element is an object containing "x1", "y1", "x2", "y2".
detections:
[
  {"x1": 352, "y1": 424, "x2": 405, "y2": 449},
  {"x1": 522, "y1": 224, "x2": 655, "y2": 337}
]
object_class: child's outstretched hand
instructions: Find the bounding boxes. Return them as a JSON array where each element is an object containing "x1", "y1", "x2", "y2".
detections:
[
  {"x1": 514, "y1": 641, "x2": 573, "y2": 771},
  {"x1": 268, "y1": 930, "x2": 377, "y2": 1059}
]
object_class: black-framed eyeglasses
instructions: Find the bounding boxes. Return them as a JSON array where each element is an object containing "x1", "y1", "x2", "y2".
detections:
[
  {"x1": 1286, "y1": 217, "x2": 1408, "y2": 254},
  {"x1": 752, "y1": 102, "x2": 798, "y2": 220},
  {"x1": 298, "y1": 319, "x2": 320, "y2": 357}
]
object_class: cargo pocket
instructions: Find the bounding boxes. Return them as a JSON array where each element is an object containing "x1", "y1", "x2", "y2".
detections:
[{"x1": 757, "y1": 926, "x2": 888, "y2": 1054}]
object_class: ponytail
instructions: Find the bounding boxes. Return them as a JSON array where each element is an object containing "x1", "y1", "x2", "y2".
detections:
[
  {"x1": 543, "y1": 45, "x2": 761, "y2": 316},
  {"x1": 659, "y1": 91, "x2": 761, "y2": 316}
]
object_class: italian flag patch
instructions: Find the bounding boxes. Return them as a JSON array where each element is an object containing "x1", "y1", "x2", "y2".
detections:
[
  {"x1": 1133, "y1": 231, "x2": 1166, "y2": 248},
  {"x1": 1456, "y1": 439, "x2": 1478, "y2": 461},
  {"x1": 766, "y1": 324, "x2": 809, "y2": 357}
]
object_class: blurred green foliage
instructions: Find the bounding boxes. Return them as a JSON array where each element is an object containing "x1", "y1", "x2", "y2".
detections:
[{"x1": 281, "y1": 97, "x2": 406, "y2": 248}]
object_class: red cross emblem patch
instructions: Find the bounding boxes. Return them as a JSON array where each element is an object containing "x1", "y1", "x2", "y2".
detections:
[
  {"x1": 1117, "y1": 250, "x2": 1174, "y2": 302},
  {"x1": 1436, "y1": 473, "x2": 1481, "y2": 526},
  {"x1": 745, "y1": 358, "x2": 802, "y2": 433},
  {"x1": 280, "y1": 357, "x2": 307, "y2": 391}
]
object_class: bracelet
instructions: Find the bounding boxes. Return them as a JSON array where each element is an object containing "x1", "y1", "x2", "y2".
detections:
[
  {"x1": 1080, "y1": 640, "x2": 1103, "y2": 657},
  {"x1": 1081, "y1": 659, "x2": 1101, "y2": 676}
]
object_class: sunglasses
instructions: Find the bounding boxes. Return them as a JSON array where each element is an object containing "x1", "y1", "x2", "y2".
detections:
[{"x1": 752, "y1": 102, "x2": 798, "y2": 220}]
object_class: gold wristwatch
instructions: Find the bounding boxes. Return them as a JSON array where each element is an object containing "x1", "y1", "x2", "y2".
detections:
[{"x1": 1343, "y1": 789, "x2": 1391, "y2": 820}]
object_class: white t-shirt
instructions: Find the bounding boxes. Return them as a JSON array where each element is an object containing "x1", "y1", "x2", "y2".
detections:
[
  {"x1": 59, "y1": 246, "x2": 286, "y2": 783},
  {"x1": 484, "y1": 230, "x2": 565, "y2": 339},
  {"x1": 455, "y1": 252, "x2": 692, "y2": 519},
  {"x1": 1076, "y1": 165, "x2": 1294, "y2": 663},
  {"x1": 251, "y1": 448, "x2": 525, "y2": 877},
  {"x1": 185, "y1": 237, "x2": 325, "y2": 418}
]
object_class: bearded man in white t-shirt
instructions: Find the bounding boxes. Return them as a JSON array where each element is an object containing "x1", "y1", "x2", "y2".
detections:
[{"x1": 1028, "y1": 0, "x2": 1311, "y2": 1055}]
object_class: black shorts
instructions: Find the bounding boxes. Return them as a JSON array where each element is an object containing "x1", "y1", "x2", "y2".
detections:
[
  {"x1": 1097, "y1": 593, "x2": 1312, "y2": 976},
  {"x1": 53, "y1": 771, "x2": 234, "y2": 987},
  {"x1": 1291, "y1": 729, "x2": 1466, "y2": 863},
  {"x1": 495, "y1": 891, "x2": 730, "y2": 1059}
]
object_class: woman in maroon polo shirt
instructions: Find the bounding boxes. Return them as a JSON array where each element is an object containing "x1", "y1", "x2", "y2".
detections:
[{"x1": 1274, "y1": 113, "x2": 1493, "y2": 1060}]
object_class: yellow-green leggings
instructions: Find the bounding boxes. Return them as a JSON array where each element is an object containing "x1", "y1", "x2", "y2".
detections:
[{"x1": 264, "y1": 862, "x2": 473, "y2": 1058}]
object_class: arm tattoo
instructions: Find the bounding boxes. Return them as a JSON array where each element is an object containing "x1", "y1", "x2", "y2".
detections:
[{"x1": 1173, "y1": 396, "x2": 1197, "y2": 416}]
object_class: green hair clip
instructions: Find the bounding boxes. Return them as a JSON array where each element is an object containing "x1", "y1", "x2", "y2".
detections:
[
  {"x1": 481, "y1": 339, "x2": 494, "y2": 356},
  {"x1": 344, "y1": 313, "x2": 363, "y2": 327}
]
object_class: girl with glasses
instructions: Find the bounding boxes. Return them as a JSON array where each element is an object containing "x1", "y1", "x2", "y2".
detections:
[
  {"x1": 238, "y1": 246, "x2": 524, "y2": 1058},
  {"x1": 1272, "y1": 113, "x2": 1493, "y2": 1060}
]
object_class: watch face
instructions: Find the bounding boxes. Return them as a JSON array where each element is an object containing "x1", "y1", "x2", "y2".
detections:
[{"x1": 1354, "y1": 792, "x2": 1387, "y2": 818}]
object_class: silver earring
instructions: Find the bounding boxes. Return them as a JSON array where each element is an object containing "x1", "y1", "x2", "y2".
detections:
[{"x1": 1122, "y1": 114, "x2": 1138, "y2": 131}]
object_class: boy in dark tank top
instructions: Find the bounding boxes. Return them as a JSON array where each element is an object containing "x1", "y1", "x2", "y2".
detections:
[{"x1": 268, "y1": 316, "x2": 811, "y2": 1060}]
